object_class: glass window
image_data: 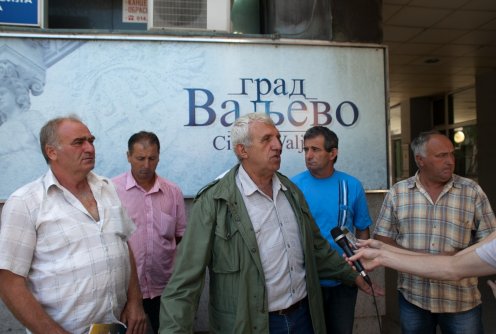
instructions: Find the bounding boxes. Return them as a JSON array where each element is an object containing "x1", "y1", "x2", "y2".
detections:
[{"x1": 448, "y1": 87, "x2": 477, "y2": 179}]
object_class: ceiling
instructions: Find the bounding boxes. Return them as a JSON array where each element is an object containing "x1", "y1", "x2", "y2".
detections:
[{"x1": 383, "y1": 0, "x2": 496, "y2": 114}]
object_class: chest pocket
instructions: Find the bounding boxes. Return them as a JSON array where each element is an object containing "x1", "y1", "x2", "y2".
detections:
[
  {"x1": 210, "y1": 209, "x2": 243, "y2": 314},
  {"x1": 211, "y1": 210, "x2": 241, "y2": 274}
]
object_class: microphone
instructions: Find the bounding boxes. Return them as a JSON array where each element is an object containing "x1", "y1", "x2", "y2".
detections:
[{"x1": 331, "y1": 227, "x2": 372, "y2": 286}]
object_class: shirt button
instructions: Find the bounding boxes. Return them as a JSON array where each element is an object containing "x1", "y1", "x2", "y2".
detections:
[{"x1": 251, "y1": 248, "x2": 257, "y2": 253}]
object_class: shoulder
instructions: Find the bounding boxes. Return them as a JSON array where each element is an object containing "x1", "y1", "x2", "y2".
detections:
[
  {"x1": 7, "y1": 181, "x2": 43, "y2": 206},
  {"x1": 291, "y1": 170, "x2": 310, "y2": 183},
  {"x1": 452, "y1": 175, "x2": 489, "y2": 196},
  {"x1": 157, "y1": 175, "x2": 184, "y2": 195},
  {"x1": 194, "y1": 165, "x2": 240, "y2": 201},
  {"x1": 89, "y1": 172, "x2": 113, "y2": 187},
  {"x1": 391, "y1": 176, "x2": 414, "y2": 191},
  {"x1": 9, "y1": 176, "x2": 44, "y2": 198},
  {"x1": 111, "y1": 172, "x2": 128, "y2": 189},
  {"x1": 4, "y1": 175, "x2": 47, "y2": 215},
  {"x1": 112, "y1": 172, "x2": 127, "y2": 183},
  {"x1": 194, "y1": 179, "x2": 220, "y2": 200},
  {"x1": 452, "y1": 174, "x2": 480, "y2": 189},
  {"x1": 335, "y1": 171, "x2": 362, "y2": 185}
]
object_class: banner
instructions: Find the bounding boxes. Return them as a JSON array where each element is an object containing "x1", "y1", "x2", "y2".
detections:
[{"x1": 0, "y1": 36, "x2": 387, "y2": 198}]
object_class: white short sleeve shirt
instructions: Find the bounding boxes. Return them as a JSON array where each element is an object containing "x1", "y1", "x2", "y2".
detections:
[{"x1": 0, "y1": 169, "x2": 136, "y2": 334}]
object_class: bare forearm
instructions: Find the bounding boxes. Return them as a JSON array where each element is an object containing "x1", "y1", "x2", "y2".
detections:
[
  {"x1": 456, "y1": 230, "x2": 496, "y2": 256},
  {"x1": 377, "y1": 249, "x2": 495, "y2": 280},
  {"x1": 120, "y1": 246, "x2": 147, "y2": 334},
  {"x1": 0, "y1": 270, "x2": 68, "y2": 334},
  {"x1": 127, "y1": 247, "x2": 143, "y2": 303}
]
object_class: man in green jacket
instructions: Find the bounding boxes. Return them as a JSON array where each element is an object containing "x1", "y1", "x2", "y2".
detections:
[{"x1": 160, "y1": 113, "x2": 379, "y2": 333}]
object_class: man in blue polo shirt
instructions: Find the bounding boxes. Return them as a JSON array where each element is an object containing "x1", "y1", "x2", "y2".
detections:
[{"x1": 292, "y1": 126, "x2": 372, "y2": 334}]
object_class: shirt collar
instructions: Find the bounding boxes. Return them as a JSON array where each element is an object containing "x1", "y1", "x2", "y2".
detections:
[
  {"x1": 237, "y1": 164, "x2": 286, "y2": 197},
  {"x1": 412, "y1": 170, "x2": 457, "y2": 191},
  {"x1": 125, "y1": 170, "x2": 160, "y2": 193},
  {"x1": 43, "y1": 168, "x2": 107, "y2": 195}
]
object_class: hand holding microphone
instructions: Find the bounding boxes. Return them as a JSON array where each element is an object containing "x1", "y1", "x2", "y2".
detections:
[{"x1": 331, "y1": 227, "x2": 372, "y2": 286}]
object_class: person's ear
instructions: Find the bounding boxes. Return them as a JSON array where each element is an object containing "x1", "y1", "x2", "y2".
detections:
[
  {"x1": 46, "y1": 145, "x2": 57, "y2": 162},
  {"x1": 235, "y1": 143, "x2": 248, "y2": 160},
  {"x1": 330, "y1": 148, "x2": 338, "y2": 161},
  {"x1": 415, "y1": 154, "x2": 424, "y2": 168}
]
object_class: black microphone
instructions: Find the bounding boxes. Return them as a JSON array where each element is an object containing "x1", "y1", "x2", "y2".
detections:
[{"x1": 331, "y1": 227, "x2": 372, "y2": 286}]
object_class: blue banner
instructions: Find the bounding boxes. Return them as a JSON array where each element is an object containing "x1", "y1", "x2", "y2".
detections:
[{"x1": 0, "y1": 0, "x2": 41, "y2": 26}]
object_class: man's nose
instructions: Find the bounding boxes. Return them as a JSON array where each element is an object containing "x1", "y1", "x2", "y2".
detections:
[
  {"x1": 447, "y1": 153, "x2": 455, "y2": 165},
  {"x1": 83, "y1": 140, "x2": 95, "y2": 152}
]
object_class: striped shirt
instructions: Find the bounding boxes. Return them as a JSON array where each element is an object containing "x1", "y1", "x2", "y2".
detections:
[
  {"x1": 374, "y1": 173, "x2": 496, "y2": 313},
  {"x1": 112, "y1": 171, "x2": 187, "y2": 299},
  {"x1": 0, "y1": 169, "x2": 135, "y2": 334}
]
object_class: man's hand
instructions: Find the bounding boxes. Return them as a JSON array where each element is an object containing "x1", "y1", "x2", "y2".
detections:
[
  {"x1": 355, "y1": 276, "x2": 384, "y2": 296},
  {"x1": 122, "y1": 246, "x2": 147, "y2": 334},
  {"x1": 347, "y1": 247, "x2": 384, "y2": 272},
  {"x1": 343, "y1": 239, "x2": 386, "y2": 272},
  {"x1": 120, "y1": 300, "x2": 147, "y2": 334}
]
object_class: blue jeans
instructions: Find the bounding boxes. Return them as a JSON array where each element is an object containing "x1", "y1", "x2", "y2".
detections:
[
  {"x1": 321, "y1": 284, "x2": 358, "y2": 334},
  {"x1": 269, "y1": 298, "x2": 314, "y2": 334},
  {"x1": 398, "y1": 293, "x2": 483, "y2": 334}
]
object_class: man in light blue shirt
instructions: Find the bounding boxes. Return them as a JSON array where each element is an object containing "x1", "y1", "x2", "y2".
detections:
[{"x1": 292, "y1": 126, "x2": 371, "y2": 334}]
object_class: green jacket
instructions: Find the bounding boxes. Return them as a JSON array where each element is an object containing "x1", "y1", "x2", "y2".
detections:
[{"x1": 160, "y1": 165, "x2": 359, "y2": 333}]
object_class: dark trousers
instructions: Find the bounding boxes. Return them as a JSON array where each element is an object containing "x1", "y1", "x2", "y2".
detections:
[
  {"x1": 321, "y1": 284, "x2": 358, "y2": 334},
  {"x1": 143, "y1": 296, "x2": 161, "y2": 334},
  {"x1": 269, "y1": 298, "x2": 314, "y2": 334}
]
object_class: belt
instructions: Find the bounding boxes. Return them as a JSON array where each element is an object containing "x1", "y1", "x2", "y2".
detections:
[{"x1": 269, "y1": 297, "x2": 307, "y2": 316}]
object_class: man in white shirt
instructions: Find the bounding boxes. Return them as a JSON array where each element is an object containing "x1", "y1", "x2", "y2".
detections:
[{"x1": 0, "y1": 116, "x2": 147, "y2": 334}]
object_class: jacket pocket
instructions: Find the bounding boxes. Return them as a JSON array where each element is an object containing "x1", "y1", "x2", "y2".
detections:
[
  {"x1": 210, "y1": 220, "x2": 241, "y2": 312},
  {"x1": 212, "y1": 221, "x2": 240, "y2": 273}
]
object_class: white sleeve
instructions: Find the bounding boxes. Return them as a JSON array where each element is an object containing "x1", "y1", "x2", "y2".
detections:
[{"x1": 476, "y1": 239, "x2": 496, "y2": 269}]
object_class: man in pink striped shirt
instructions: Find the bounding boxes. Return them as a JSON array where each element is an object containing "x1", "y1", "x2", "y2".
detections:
[{"x1": 113, "y1": 131, "x2": 187, "y2": 333}]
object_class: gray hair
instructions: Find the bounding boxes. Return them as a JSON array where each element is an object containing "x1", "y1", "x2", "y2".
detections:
[
  {"x1": 231, "y1": 113, "x2": 275, "y2": 160},
  {"x1": 410, "y1": 130, "x2": 443, "y2": 166},
  {"x1": 39, "y1": 115, "x2": 83, "y2": 163}
]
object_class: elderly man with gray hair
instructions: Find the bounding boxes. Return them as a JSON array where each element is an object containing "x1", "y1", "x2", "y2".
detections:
[
  {"x1": 374, "y1": 130, "x2": 496, "y2": 334},
  {"x1": 0, "y1": 115, "x2": 147, "y2": 334},
  {"x1": 160, "y1": 112, "x2": 379, "y2": 333}
]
